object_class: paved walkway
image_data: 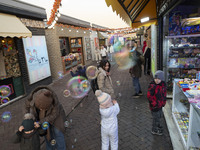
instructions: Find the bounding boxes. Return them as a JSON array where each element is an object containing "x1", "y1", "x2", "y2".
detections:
[
  {"x1": 64, "y1": 62, "x2": 173, "y2": 150},
  {"x1": 0, "y1": 60, "x2": 173, "y2": 150}
]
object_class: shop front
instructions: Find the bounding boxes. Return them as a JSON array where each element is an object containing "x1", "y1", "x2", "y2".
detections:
[
  {"x1": 45, "y1": 14, "x2": 93, "y2": 79},
  {"x1": 160, "y1": 0, "x2": 200, "y2": 92},
  {"x1": 0, "y1": 1, "x2": 52, "y2": 107},
  {"x1": 157, "y1": 0, "x2": 200, "y2": 149}
]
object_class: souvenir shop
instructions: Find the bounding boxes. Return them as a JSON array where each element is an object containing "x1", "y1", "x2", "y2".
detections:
[
  {"x1": 0, "y1": 1, "x2": 52, "y2": 107},
  {"x1": 158, "y1": 0, "x2": 200, "y2": 149}
]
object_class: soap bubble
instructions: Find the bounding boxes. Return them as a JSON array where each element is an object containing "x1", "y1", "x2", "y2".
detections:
[
  {"x1": 118, "y1": 93, "x2": 122, "y2": 97},
  {"x1": 80, "y1": 80, "x2": 90, "y2": 92},
  {"x1": 0, "y1": 85, "x2": 11, "y2": 98},
  {"x1": 113, "y1": 41, "x2": 123, "y2": 53},
  {"x1": 108, "y1": 36, "x2": 115, "y2": 45},
  {"x1": 63, "y1": 89, "x2": 70, "y2": 97},
  {"x1": 42, "y1": 122, "x2": 49, "y2": 130},
  {"x1": 1, "y1": 97, "x2": 10, "y2": 104},
  {"x1": 114, "y1": 48, "x2": 134, "y2": 70},
  {"x1": 64, "y1": 121, "x2": 69, "y2": 127},
  {"x1": 67, "y1": 76, "x2": 90, "y2": 98},
  {"x1": 1, "y1": 111, "x2": 12, "y2": 122},
  {"x1": 58, "y1": 71, "x2": 64, "y2": 79},
  {"x1": 116, "y1": 81, "x2": 120, "y2": 86},
  {"x1": 51, "y1": 139, "x2": 56, "y2": 146},
  {"x1": 86, "y1": 66, "x2": 98, "y2": 79}
]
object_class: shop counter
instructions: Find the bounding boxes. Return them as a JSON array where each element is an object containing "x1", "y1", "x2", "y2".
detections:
[{"x1": 172, "y1": 79, "x2": 200, "y2": 150}]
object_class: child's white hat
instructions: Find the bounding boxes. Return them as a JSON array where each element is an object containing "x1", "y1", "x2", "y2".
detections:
[{"x1": 95, "y1": 90, "x2": 113, "y2": 109}]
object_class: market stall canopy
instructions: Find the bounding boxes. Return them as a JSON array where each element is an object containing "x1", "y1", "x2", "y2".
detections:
[
  {"x1": 98, "y1": 32, "x2": 108, "y2": 39},
  {"x1": 0, "y1": 13, "x2": 32, "y2": 38},
  {"x1": 105, "y1": 0, "x2": 157, "y2": 28}
]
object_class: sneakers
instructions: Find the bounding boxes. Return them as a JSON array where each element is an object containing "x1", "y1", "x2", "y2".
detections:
[
  {"x1": 138, "y1": 91, "x2": 143, "y2": 96},
  {"x1": 151, "y1": 130, "x2": 163, "y2": 136},
  {"x1": 132, "y1": 93, "x2": 140, "y2": 98}
]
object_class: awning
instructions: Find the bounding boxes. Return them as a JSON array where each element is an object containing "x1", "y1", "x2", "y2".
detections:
[
  {"x1": 105, "y1": 0, "x2": 157, "y2": 28},
  {"x1": 0, "y1": 13, "x2": 32, "y2": 38},
  {"x1": 98, "y1": 32, "x2": 108, "y2": 39}
]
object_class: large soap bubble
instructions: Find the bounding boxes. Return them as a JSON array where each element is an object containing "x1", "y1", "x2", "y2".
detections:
[
  {"x1": 67, "y1": 76, "x2": 90, "y2": 98},
  {"x1": 86, "y1": 66, "x2": 98, "y2": 79},
  {"x1": 114, "y1": 48, "x2": 135, "y2": 70}
]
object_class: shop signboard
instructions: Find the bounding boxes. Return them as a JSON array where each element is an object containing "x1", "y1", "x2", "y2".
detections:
[
  {"x1": 151, "y1": 24, "x2": 157, "y2": 76},
  {"x1": 22, "y1": 36, "x2": 51, "y2": 84}
]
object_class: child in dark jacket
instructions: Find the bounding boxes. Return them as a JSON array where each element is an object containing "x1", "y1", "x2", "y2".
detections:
[
  {"x1": 70, "y1": 65, "x2": 87, "y2": 79},
  {"x1": 12, "y1": 113, "x2": 46, "y2": 150},
  {"x1": 147, "y1": 70, "x2": 167, "y2": 136}
]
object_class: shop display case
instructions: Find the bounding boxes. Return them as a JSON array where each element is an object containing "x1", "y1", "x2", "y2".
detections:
[
  {"x1": 172, "y1": 79, "x2": 200, "y2": 150},
  {"x1": 163, "y1": 34, "x2": 200, "y2": 92},
  {"x1": 62, "y1": 53, "x2": 82, "y2": 70}
]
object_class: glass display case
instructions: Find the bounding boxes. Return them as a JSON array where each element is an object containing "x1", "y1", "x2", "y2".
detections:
[
  {"x1": 172, "y1": 79, "x2": 200, "y2": 150},
  {"x1": 164, "y1": 35, "x2": 200, "y2": 92}
]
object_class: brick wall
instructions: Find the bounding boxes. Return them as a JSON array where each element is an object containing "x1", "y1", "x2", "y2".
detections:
[{"x1": 45, "y1": 26, "x2": 91, "y2": 80}]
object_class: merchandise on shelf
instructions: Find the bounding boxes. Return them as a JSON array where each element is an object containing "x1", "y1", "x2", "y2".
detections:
[{"x1": 166, "y1": 36, "x2": 200, "y2": 91}]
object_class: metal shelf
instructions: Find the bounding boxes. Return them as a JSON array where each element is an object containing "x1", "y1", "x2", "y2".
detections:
[
  {"x1": 170, "y1": 46, "x2": 200, "y2": 49},
  {"x1": 165, "y1": 34, "x2": 200, "y2": 38}
]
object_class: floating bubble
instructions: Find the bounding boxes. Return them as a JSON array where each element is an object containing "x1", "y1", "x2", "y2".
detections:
[
  {"x1": 1, "y1": 97, "x2": 10, "y2": 104},
  {"x1": 51, "y1": 139, "x2": 56, "y2": 146},
  {"x1": 58, "y1": 71, "x2": 64, "y2": 79},
  {"x1": 114, "y1": 48, "x2": 135, "y2": 70},
  {"x1": 64, "y1": 121, "x2": 69, "y2": 127},
  {"x1": 80, "y1": 103, "x2": 83, "y2": 107},
  {"x1": 108, "y1": 36, "x2": 114, "y2": 45},
  {"x1": 113, "y1": 41, "x2": 123, "y2": 53},
  {"x1": 63, "y1": 89, "x2": 70, "y2": 97},
  {"x1": 1, "y1": 111, "x2": 11, "y2": 122},
  {"x1": 42, "y1": 122, "x2": 49, "y2": 130},
  {"x1": 74, "y1": 138, "x2": 77, "y2": 143},
  {"x1": 118, "y1": 93, "x2": 122, "y2": 97},
  {"x1": 0, "y1": 85, "x2": 11, "y2": 98},
  {"x1": 116, "y1": 81, "x2": 120, "y2": 86},
  {"x1": 80, "y1": 80, "x2": 90, "y2": 92},
  {"x1": 67, "y1": 76, "x2": 90, "y2": 98},
  {"x1": 86, "y1": 66, "x2": 98, "y2": 79}
]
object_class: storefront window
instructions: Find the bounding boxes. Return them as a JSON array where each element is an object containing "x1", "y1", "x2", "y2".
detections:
[
  {"x1": 0, "y1": 38, "x2": 24, "y2": 105},
  {"x1": 60, "y1": 37, "x2": 83, "y2": 71}
]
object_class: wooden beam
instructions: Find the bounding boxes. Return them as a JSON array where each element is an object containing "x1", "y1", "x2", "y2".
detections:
[
  {"x1": 131, "y1": 0, "x2": 150, "y2": 22},
  {"x1": 129, "y1": 0, "x2": 140, "y2": 15}
]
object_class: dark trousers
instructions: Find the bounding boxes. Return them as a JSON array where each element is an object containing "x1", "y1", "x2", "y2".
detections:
[
  {"x1": 151, "y1": 109, "x2": 163, "y2": 132},
  {"x1": 144, "y1": 48, "x2": 151, "y2": 75}
]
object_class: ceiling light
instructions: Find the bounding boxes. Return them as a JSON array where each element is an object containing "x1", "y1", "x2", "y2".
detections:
[{"x1": 141, "y1": 17, "x2": 149, "y2": 23}]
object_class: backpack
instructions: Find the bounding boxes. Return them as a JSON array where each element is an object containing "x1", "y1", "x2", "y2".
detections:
[{"x1": 91, "y1": 78, "x2": 99, "y2": 93}]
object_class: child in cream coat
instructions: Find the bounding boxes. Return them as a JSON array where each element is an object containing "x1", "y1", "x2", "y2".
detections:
[{"x1": 95, "y1": 90, "x2": 120, "y2": 150}]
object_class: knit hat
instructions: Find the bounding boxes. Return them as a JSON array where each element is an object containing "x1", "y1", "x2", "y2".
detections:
[
  {"x1": 154, "y1": 70, "x2": 165, "y2": 81},
  {"x1": 33, "y1": 89, "x2": 53, "y2": 110},
  {"x1": 22, "y1": 119, "x2": 34, "y2": 132},
  {"x1": 95, "y1": 90, "x2": 113, "y2": 109}
]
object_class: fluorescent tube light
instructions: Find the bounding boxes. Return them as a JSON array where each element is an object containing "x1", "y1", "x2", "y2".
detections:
[{"x1": 141, "y1": 17, "x2": 149, "y2": 23}]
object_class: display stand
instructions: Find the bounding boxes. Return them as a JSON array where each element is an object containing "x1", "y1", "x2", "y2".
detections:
[{"x1": 172, "y1": 79, "x2": 200, "y2": 150}]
